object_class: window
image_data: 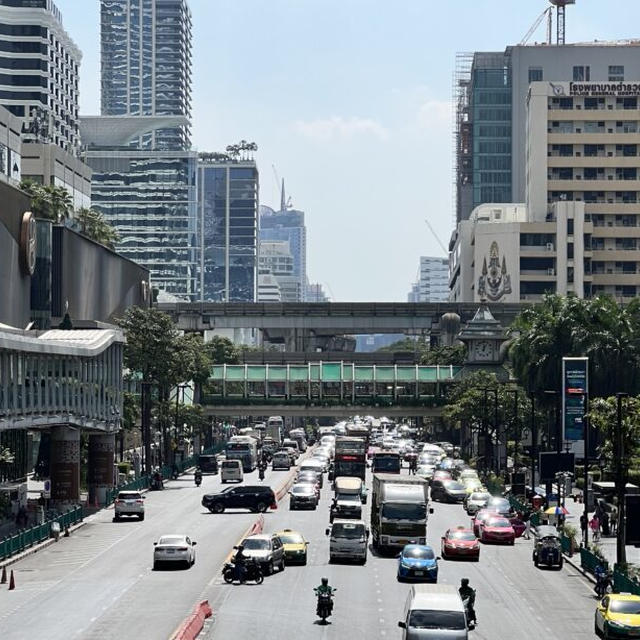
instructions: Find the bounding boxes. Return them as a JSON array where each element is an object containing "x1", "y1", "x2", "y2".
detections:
[
  {"x1": 528, "y1": 67, "x2": 543, "y2": 83},
  {"x1": 609, "y1": 65, "x2": 624, "y2": 81},
  {"x1": 573, "y1": 66, "x2": 590, "y2": 81}
]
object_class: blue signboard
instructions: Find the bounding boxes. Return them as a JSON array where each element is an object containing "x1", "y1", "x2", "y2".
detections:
[{"x1": 562, "y1": 357, "x2": 588, "y2": 441}]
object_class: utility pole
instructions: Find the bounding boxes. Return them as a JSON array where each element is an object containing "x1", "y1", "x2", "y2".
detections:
[
  {"x1": 616, "y1": 392, "x2": 629, "y2": 565},
  {"x1": 530, "y1": 392, "x2": 538, "y2": 493}
]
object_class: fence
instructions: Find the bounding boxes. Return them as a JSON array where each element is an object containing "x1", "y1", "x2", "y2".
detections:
[
  {"x1": 613, "y1": 568, "x2": 640, "y2": 596},
  {"x1": 580, "y1": 546, "x2": 608, "y2": 575},
  {"x1": 0, "y1": 505, "x2": 83, "y2": 562}
]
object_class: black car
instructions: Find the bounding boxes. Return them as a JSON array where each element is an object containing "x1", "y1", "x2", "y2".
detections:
[{"x1": 202, "y1": 486, "x2": 277, "y2": 514}]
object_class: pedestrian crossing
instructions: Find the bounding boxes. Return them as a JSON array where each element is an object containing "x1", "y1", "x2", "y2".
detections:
[{"x1": 45, "y1": 527, "x2": 131, "y2": 568}]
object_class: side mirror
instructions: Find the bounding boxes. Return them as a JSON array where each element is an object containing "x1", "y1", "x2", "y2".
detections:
[
  {"x1": 395, "y1": 552, "x2": 401, "y2": 558},
  {"x1": 305, "y1": 541, "x2": 310, "y2": 545},
  {"x1": 398, "y1": 621, "x2": 406, "y2": 629},
  {"x1": 429, "y1": 507, "x2": 434, "y2": 514},
  {"x1": 192, "y1": 541, "x2": 197, "y2": 546},
  {"x1": 325, "y1": 528, "x2": 330, "y2": 536}
]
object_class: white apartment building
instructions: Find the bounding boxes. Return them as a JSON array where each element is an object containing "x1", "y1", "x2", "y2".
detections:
[
  {"x1": 257, "y1": 268, "x2": 281, "y2": 302},
  {"x1": 409, "y1": 256, "x2": 449, "y2": 302},
  {"x1": 452, "y1": 79, "x2": 640, "y2": 303}
]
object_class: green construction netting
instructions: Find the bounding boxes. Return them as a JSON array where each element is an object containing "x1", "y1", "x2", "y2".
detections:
[
  {"x1": 267, "y1": 366, "x2": 287, "y2": 381},
  {"x1": 247, "y1": 366, "x2": 266, "y2": 381},
  {"x1": 226, "y1": 366, "x2": 245, "y2": 381},
  {"x1": 354, "y1": 366, "x2": 374, "y2": 382},
  {"x1": 375, "y1": 366, "x2": 395, "y2": 382},
  {"x1": 321, "y1": 363, "x2": 342, "y2": 382},
  {"x1": 417, "y1": 367, "x2": 438, "y2": 382},
  {"x1": 289, "y1": 366, "x2": 309, "y2": 381},
  {"x1": 210, "y1": 365, "x2": 224, "y2": 380},
  {"x1": 396, "y1": 366, "x2": 417, "y2": 382}
]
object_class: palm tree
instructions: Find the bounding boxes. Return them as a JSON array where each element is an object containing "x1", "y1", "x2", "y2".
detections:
[{"x1": 45, "y1": 184, "x2": 73, "y2": 223}]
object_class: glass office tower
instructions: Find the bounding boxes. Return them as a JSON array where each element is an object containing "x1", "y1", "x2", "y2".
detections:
[
  {"x1": 100, "y1": 0, "x2": 192, "y2": 150},
  {"x1": 197, "y1": 159, "x2": 258, "y2": 302}
]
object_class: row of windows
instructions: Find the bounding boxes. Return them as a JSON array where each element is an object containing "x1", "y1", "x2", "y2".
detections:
[
  {"x1": 475, "y1": 108, "x2": 511, "y2": 122},
  {"x1": 476, "y1": 125, "x2": 511, "y2": 137},
  {"x1": 550, "y1": 168, "x2": 638, "y2": 180}
]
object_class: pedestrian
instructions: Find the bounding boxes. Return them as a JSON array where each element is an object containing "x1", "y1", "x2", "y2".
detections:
[
  {"x1": 611, "y1": 504, "x2": 619, "y2": 536},
  {"x1": 601, "y1": 510, "x2": 610, "y2": 537},
  {"x1": 523, "y1": 511, "x2": 531, "y2": 540},
  {"x1": 590, "y1": 514, "x2": 601, "y2": 542},
  {"x1": 580, "y1": 513, "x2": 588, "y2": 541}
]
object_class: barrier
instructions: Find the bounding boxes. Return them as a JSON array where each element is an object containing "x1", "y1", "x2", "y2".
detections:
[
  {"x1": 0, "y1": 505, "x2": 83, "y2": 562},
  {"x1": 172, "y1": 600, "x2": 213, "y2": 640},
  {"x1": 580, "y1": 546, "x2": 607, "y2": 575},
  {"x1": 613, "y1": 568, "x2": 640, "y2": 596}
]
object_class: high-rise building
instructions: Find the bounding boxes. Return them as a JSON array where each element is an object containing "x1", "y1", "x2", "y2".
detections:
[
  {"x1": 258, "y1": 240, "x2": 301, "y2": 302},
  {"x1": 100, "y1": 0, "x2": 192, "y2": 151},
  {"x1": 455, "y1": 43, "x2": 640, "y2": 223},
  {"x1": 307, "y1": 282, "x2": 329, "y2": 302},
  {"x1": 409, "y1": 257, "x2": 449, "y2": 302},
  {"x1": 0, "y1": 0, "x2": 81, "y2": 152},
  {"x1": 257, "y1": 268, "x2": 281, "y2": 302},
  {"x1": 259, "y1": 187, "x2": 307, "y2": 301},
  {"x1": 197, "y1": 156, "x2": 258, "y2": 302}
]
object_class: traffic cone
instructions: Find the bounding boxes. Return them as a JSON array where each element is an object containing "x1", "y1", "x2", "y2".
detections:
[
  {"x1": 8, "y1": 570, "x2": 15, "y2": 590},
  {"x1": 0, "y1": 566, "x2": 6, "y2": 584}
]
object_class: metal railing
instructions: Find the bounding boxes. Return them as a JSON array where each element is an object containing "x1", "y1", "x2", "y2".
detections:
[
  {"x1": 0, "y1": 505, "x2": 83, "y2": 562},
  {"x1": 613, "y1": 568, "x2": 640, "y2": 595},
  {"x1": 580, "y1": 546, "x2": 608, "y2": 575}
]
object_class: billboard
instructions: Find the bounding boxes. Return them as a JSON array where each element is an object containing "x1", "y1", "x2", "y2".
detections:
[
  {"x1": 539, "y1": 452, "x2": 575, "y2": 482},
  {"x1": 626, "y1": 495, "x2": 640, "y2": 546},
  {"x1": 562, "y1": 357, "x2": 588, "y2": 441}
]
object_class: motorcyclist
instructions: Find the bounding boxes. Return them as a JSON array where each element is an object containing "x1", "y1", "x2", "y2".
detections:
[
  {"x1": 595, "y1": 562, "x2": 609, "y2": 596},
  {"x1": 409, "y1": 456, "x2": 418, "y2": 475},
  {"x1": 459, "y1": 578, "x2": 477, "y2": 624},
  {"x1": 258, "y1": 461, "x2": 266, "y2": 481},
  {"x1": 314, "y1": 577, "x2": 335, "y2": 615},
  {"x1": 233, "y1": 544, "x2": 248, "y2": 582},
  {"x1": 194, "y1": 468, "x2": 202, "y2": 485}
]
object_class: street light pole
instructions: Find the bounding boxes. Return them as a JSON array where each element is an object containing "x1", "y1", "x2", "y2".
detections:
[
  {"x1": 530, "y1": 392, "x2": 537, "y2": 494},
  {"x1": 616, "y1": 391, "x2": 629, "y2": 566}
]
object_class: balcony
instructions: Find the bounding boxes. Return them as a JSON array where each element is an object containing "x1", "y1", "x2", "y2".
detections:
[{"x1": 548, "y1": 133, "x2": 640, "y2": 145}]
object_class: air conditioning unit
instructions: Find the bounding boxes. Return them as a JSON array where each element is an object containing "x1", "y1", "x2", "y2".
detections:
[
  {"x1": 547, "y1": 268, "x2": 555, "y2": 276},
  {"x1": 546, "y1": 243, "x2": 554, "y2": 251}
]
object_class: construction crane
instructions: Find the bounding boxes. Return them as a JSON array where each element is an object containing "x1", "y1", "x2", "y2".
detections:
[
  {"x1": 424, "y1": 219, "x2": 448, "y2": 256},
  {"x1": 520, "y1": 0, "x2": 575, "y2": 46},
  {"x1": 520, "y1": 6, "x2": 552, "y2": 45}
]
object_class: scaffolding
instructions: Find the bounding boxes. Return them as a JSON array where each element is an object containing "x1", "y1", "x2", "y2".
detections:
[{"x1": 453, "y1": 52, "x2": 473, "y2": 227}]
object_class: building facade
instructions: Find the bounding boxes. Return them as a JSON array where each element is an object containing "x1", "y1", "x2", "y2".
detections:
[
  {"x1": 409, "y1": 256, "x2": 450, "y2": 302},
  {"x1": 257, "y1": 268, "x2": 281, "y2": 302},
  {"x1": 455, "y1": 42, "x2": 640, "y2": 223},
  {"x1": 100, "y1": 0, "x2": 192, "y2": 151},
  {"x1": 0, "y1": 0, "x2": 81, "y2": 152},
  {"x1": 259, "y1": 203, "x2": 307, "y2": 301},
  {"x1": 197, "y1": 158, "x2": 258, "y2": 302},
  {"x1": 307, "y1": 282, "x2": 329, "y2": 302}
]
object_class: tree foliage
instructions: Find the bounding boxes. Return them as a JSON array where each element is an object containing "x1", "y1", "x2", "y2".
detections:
[
  {"x1": 0, "y1": 447, "x2": 14, "y2": 464},
  {"x1": 376, "y1": 337, "x2": 465, "y2": 366},
  {"x1": 20, "y1": 179, "x2": 73, "y2": 222},
  {"x1": 509, "y1": 294, "x2": 640, "y2": 397},
  {"x1": 205, "y1": 335, "x2": 240, "y2": 366},
  {"x1": 75, "y1": 207, "x2": 120, "y2": 249}
]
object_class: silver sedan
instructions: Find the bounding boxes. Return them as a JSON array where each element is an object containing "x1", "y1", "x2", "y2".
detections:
[{"x1": 153, "y1": 534, "x2": 197, "y2": 570}]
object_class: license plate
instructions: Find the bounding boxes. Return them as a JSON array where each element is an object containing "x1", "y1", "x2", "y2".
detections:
[
  {"x1": 398, "y1": 539, "x2": 409, "y2": 545},
  {"x1": 166, "y1": 549, "x2": 175, "y2": 554},
  {"x1": 414, "y1": 571, "x2": 425, "y2": 576}
]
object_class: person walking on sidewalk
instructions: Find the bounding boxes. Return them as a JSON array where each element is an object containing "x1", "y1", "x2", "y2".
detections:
[
  {"x1": 611, "y1": 503, "x2": 619, "y2": 536},
  {"x1": 590, "y1": 514, "x2": 601, "y2": 542},
  {"x1": 580, "y1": 513, "x2": 588, "y2": 543}
]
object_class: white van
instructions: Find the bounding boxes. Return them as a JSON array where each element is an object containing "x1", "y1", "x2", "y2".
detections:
[
  {"x1": 221, "y1": 459, "x2": 243, "y2": 483},
  {"x1": 325, "y1": 519, "x2": 368, "y2": 564},
  {"x1": 398, "y1": 584, "x2": 468, "y2": 640}
]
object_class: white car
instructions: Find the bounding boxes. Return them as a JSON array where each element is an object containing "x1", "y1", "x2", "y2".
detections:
[
  {"x1": 153, "y1": 534, "x2": 197, "y2": 569},
  {"x1": 272, "y1": 451, "x2": 291, "y2": 470},
  {"x1": 114, "y1": 491, "x2": 145, "y2": 521}
]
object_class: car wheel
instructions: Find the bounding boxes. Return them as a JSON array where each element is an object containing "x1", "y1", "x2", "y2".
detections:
[
  {"x1": 279, "y1": 557, "x2": 286, "y2": 571},
  {"x1": 153, "y1": 561, "x2": 159, "y2": 571},
  {"x1": 114, "y1": 514, "x2": 120, "y2": 521},
  {"x1": 534, "y1": 556, "x2": 539, "y2": 567},
  {"x1": 267, "y1": 560, "x2": 274, "y2": 576},
  {"x1": 510, "y1": 539, "x2": 515, "y2": 546},
  {"x1": 256, "y1": 501, "x2": 268, "y2": 513},
  {"x1": 211, "y1": 502, "x2": 225, "y2": 514},
  {"x1": 302, "y1": 554, "x2": 307, "y2": 566},
  {"x1": 139, "y1": 514, "x2": 144, "y2": 521}
]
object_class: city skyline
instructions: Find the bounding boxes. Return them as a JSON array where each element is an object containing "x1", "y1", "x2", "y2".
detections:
[{"x1": 58, "y1": 0, "x2": 640, "y2": 300}]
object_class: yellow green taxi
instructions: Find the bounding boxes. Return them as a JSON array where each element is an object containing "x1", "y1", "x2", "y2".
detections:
[
  {"x1": 462, "y1": 477, "x2": 485, "y2": 494},
  {"x1": 276, "y1": 529, "x2": 309, "y2": 565},
  {"x1": 595, "y1": 593, "x2": 640, "y2": 638}
]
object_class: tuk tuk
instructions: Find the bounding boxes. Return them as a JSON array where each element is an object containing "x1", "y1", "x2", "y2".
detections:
[{"x1": 532, "y1": 525, "x2": 563, "y2": 569}]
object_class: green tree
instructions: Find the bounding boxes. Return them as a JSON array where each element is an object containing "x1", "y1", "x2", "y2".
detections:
[
  {"x1": 75, "y1": 207, "x2": 120, "y2": 249},
  {"x1": 376, "y1": 338, "x2": 465, "y2": 365},
  {"x1": 0, "y1": 446, "x2": 14, "y2": 464},
  {"x1": 206, "y1": 335, "x2": 239, "y2": 365},
  {"x1": 20, "y1": 180, "x2": 73, "y2": 222}
]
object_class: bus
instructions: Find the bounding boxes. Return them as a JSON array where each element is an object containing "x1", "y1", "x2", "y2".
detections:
[
  {"x1": 197, "y1": 454, "x2": 219, "y2": 475},
  {"x1": 371, "y1": 451, "x2": 401, "y2": 474},
  {"x1": 225, "y1": 436, "x2": 258, "y2": 472}
]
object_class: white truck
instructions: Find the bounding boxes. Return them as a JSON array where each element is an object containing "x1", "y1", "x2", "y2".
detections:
[
  {"x1": 330, "y1": 477, "x2": 363, "y2": 522},
  {"x1": 325, "y1": 518, "x2": 369, "y2": 564}
]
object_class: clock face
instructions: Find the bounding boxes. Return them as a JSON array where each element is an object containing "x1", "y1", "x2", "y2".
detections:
[{"x1": 473, "y1": 340, "x2": 494, "y2": 361}]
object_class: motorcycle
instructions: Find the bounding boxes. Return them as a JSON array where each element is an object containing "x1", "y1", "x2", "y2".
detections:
[
  {"x1": 194, "y1": 473, "x2": 202, "y2": 487},
  {"x1": 150, "y1": 473, "x2": 163, "y2": 490},
  {"x1": 258, "y1": 466, "x2": 265, "y2": 481},
  {"x1": 462, "y1": 593, "x2": 477, "y2": 628},
  {"x1": 222, "y1": 559, "x2": 263, "y2": 585},
  {"x1": 314, "y1": 589, "x2": 336, "y2": 623},
  {"x1": 595, "y1": 572, "x2": 612, "y2": 598}
]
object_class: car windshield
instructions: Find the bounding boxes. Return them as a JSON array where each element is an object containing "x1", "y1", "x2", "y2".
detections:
[
  {"x1": 337, "y1": 494, "x2": 360, "y2": 504},
  {"x1": 118, "y1": 493, "x2": 140, "y2": 500},
  {"x1": 449, "y1": 530, "x2": 476, "y2": 541},
  {"x1": 444, "y1": 481, "x2": 465, "y2": 491},
  {"x1": 471, "y1": 492, "x2": 491, "y2": 501},
  {"x1": 158, "y1": 536, "x2": 185, "y2": 546},
  {"x1": 222, "y1": 461, "x2": 239, "y2": 469},
  {"x1": 408, "y1": 610, "x2": 466, "y2": 630},
  {"x1": 279, "y1": 532, "x2": 305, "y2": 544},
  {"x1": 291, "y1": 485, "x2": 313, "y2": 494},
  {"x1": 609, "y1": 600, "x2": 640, "y2": 614},
  {"x1": 382, "y1": 503, "x2": 426, "y2": 520},
  {"x1": 331, "y1": 523, "x2": 365, "y2": 539},
  {"x1": 488, "y1": 518, "x2": 511, "y2": 528},
  {"x1": 402, "y1": 546, "x2": 435, "y2": 559},
  {"x1": 242, "y1": 538, "x2": 270, "y2": 550}
]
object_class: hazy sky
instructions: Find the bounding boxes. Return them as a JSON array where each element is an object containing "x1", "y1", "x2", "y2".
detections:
[{"x1": 58, "y1": 0, "x2": 640, "y2": 301}]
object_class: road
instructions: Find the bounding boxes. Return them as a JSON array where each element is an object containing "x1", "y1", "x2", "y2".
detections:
[
  {"x1": 203, "y1": 467, "x2": 599, "y2": 640},
  {"x1": 0, "y1": 465, "x2": 292, "y2": 640}
]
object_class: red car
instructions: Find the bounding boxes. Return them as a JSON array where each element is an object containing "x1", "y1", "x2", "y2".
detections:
[
  {"x1": 479, "y1": 515, "x2": 516, "y2": 545},
  {"x1": 509, "y1": 517, "x2": 526, "y2": 538},
  {"x1": 441, "y1": 527, "x2": 480, "y2": 560},
  {"x1": 471, "y1": 509, "x2": 498, "y2": 538}
]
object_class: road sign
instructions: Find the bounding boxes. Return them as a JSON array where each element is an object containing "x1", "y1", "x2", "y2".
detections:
[
  {"x1": 562, "y1": 357, "x2": 588, "y2": 441},
  {"x1": 43, "y1": 479, "x2": 51, "y2": 499}
]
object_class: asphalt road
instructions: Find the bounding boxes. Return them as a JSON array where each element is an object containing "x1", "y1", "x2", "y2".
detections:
[
  {"x1": 0, "y1": 465, "x2": 293, "y2": 640},
  {"x1": 203, "y1": 467, "x2": 599, "y2": 640}
]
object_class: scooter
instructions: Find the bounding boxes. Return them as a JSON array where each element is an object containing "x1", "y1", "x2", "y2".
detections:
[
  {"x1": 595, "y1": 573, "x2": 612, "y2": 598},
  {"x1": 314, "y1": 589, "x2": 336, "y2": 623},
  {"x1": 222, "y1": 559, "x2": 263, "y2": 585}
]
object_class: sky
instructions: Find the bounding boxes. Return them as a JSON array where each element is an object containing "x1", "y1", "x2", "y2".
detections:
[{"x1": 57, "y1": 0, "x2": 640, "y2": 301}]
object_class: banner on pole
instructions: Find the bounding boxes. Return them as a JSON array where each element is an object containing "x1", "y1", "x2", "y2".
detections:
[{"x1": 562, "y1": 357, "x2": 588, "y2": 441}]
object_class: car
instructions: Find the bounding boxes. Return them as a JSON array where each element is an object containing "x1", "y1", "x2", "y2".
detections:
[
  {"x1": 462, "y1": 477, "x2": 485, "y2": 495},
  {"x1": 272, "y1": 451, "x2": 291, "y2": 470},
  {"x1": 153, "y1": 534, "x2": 196, "y2": 569},
  {"x1": 479, "y1": 515, "x2": 516, "y2": 545},
  {"x1": 440, "y1": 526, "x2": 480, "y2": 560},
  {"x1": 416, "y1": 464, "x2": 435, "y2": 480},
  {"x1": 431, "y1": 470, "x2": 452, "y2": 484},
  {"x1": 472, "y1": 509, "x2": 499, "y2": 537},
  {"x1": 202, "y1": 486, "x2": 277, "y2": 514},
  {"x1": 289, "y1": 483, "x2": 318, "y2": 510},
  {"x1": 276, "y1": 529, "x2": 309, "y2": 564},
  {"x1": 459, "y1": 468, "x2": 480, "y2": 483},
  {"x1": 595, "y1": 593, "x2": 640, "y2": 638},
  {"x1": 431, "y1": 479, "x2": 467, "y2": 503},
  {"x1": 297, "y1": 468, "x2": 323, "y2": 489},
  {"x1": 397, "y1": 544, "x2": 439, "y2": 582},
  {"x1": 114, "y1": 491, "x2": 145, "y2": 521},
  {"x1": 281, "y1": 446, "x2": 298, "y2": 464},
  {"x1": 241, "y1": 533, "x2": 286, "y2": 575},
  {"x1": 299, "y1": 459, "x2": 325, "y2": 475},
  {"x1": 486, "y1": 496, "x2": 513, "y2": 517},
  {"x1": 311, "y1": 453, "x2": 331, "y2": 472},
  {"x1": 464, "y1": 491, "x2": 492, "y2": 515}
]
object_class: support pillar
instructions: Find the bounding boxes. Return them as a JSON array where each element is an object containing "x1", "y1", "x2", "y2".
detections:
[
  {"x1": 50, "y1": 426, "x2": 80, "y2": 505},
  {"x1": 88, "y1": 433, "x2": 116, "y2": 507}
]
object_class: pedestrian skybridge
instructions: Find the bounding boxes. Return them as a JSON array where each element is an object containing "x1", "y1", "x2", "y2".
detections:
[
  {"x1": 0, "y1": 327, "x2": 124, "y2": 432},
  {"x1": 202, "y1": 362, "x2": 462, "y2": 417}
]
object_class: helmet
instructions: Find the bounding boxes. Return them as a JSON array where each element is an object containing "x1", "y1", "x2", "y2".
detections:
[
  {"x1": 461, "y1": 578, "x2": 469, "y2": 587},
  {"x1": 237, "y1": 544, "x2": 244, "y2": 552},
  {"x1": 321, "y1": 577, "x2": 329, "y2": 586}
]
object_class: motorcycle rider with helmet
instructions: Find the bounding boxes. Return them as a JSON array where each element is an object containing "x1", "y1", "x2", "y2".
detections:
[
  {"x1": 314, "y1": 577, "x2": 335, "y2": 616},
  {"x1": 459, "y1": 578, "x2": 477, "y2": 624},
  {"x1": 233, "y1": 544, "x2": 248, "y2": 582}
]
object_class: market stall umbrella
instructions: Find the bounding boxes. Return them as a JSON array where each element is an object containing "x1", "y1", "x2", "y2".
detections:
[{"x1": 544, "y1": 506, "x2": 569, "y2": 515}]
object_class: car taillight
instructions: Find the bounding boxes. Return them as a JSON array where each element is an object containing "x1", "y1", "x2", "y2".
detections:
[
  {"x1": 136, "y1": 500, "x2": 144, "y2": 504},
  {"x1": 271, "y1": 502, "x2": 278, "y2": 510},
  {"x1": 177, "y1": 547, "x2": 188, "y2": 551}
]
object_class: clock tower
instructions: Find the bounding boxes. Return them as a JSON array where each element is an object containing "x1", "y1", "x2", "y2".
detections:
[{"x1": 457, "y1": 301, "x2": 509, "y2": 376}]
